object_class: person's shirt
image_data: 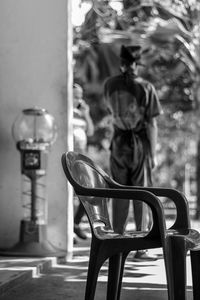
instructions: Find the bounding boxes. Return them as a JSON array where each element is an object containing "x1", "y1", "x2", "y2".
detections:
[
  {"x1": 73, "y1": 108, "x2": 88, "y2": 153},
  {"x1": 104, "y1": 72, "x2": 162, "y2": 133}
]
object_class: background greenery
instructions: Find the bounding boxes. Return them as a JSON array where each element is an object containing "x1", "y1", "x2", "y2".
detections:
[{"x1": 72, "y1": 0, "x2": 200, "y2": 217}]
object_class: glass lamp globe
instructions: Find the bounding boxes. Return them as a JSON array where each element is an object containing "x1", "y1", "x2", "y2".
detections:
[{"x1": 12, "y1": 107, "x2": 57, "y2": 147}]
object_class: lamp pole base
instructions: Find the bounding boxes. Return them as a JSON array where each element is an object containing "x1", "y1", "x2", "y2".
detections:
[{"x1": 0, "y1": 220, "x2": 66, "y2": 258}]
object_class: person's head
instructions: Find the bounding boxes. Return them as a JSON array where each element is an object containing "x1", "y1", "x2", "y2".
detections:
[
  {"x1": 73, "y1": 83, "x2": 83, "y2": 108},
  {"x1": 120, "y1": 45, "x2": 142, "y2": 73}
]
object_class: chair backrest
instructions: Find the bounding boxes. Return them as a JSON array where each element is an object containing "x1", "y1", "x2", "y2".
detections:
[{"x1": 61, "y1": 151, "x2": 114, "y2": 236}]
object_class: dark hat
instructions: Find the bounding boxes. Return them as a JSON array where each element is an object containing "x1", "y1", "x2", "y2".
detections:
[{"x1": 120, "y1": 45, "x2": 142, "y2": 64}]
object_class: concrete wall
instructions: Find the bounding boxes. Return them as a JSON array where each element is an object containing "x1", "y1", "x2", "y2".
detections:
[{"x1": 0, "y1": 0, "x2": 72, "y2": 253}]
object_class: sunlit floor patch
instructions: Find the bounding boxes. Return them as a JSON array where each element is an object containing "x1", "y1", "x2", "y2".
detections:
[{"x1": 124, "y1": 287, "x2": 168, "y2": 291}]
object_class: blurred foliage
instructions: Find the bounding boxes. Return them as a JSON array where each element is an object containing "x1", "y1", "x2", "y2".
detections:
[{"x1": 73, "y1": 0, "x2": 200, "y2": 192}]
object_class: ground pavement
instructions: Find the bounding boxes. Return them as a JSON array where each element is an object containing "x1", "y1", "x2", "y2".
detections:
[{"x1": 0, "y1": 219, "x2": 199, "y2": 300}]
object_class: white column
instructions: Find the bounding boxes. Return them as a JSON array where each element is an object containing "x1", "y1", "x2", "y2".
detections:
[
  {"x1": 0, "y1": 0, "x2": 73, "y2": 259},
  {"x1": 65, "y1": 0, "x2": 74, "y2": 260}
]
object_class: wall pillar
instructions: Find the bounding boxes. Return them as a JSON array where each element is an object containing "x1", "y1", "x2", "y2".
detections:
[{"x1": 0, "y1": 0, "x2": 73, "y2": 258}]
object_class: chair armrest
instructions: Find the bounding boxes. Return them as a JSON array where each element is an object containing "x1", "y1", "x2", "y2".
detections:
[
  {"x1": 108, "y1": 180, "x2": 190, "y2": 230},
  {"x1": 75, "y1": 186, "x2": 167, "y2": 239},
  {"x1": 139, "y1": 187, "x2": 190, "y2": 229}
]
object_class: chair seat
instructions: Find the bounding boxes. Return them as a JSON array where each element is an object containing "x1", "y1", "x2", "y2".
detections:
[
  {"x1": 95, "y1": 227, "x2": 200, "y2": 248},
  {"x1": 95, "y1": 228, "x2": 150, "y2": 239}
]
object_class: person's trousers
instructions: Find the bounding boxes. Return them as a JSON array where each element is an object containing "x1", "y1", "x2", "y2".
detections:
[
  {"x1": 112, "y1": 198, "x2": 149, "y2": 234},
  {"x1": 110, "y1": 139, "x2": 151, "y2": 234},
  {"x1": 74, "y1": 201, "x2": 85, "y2": 225}
]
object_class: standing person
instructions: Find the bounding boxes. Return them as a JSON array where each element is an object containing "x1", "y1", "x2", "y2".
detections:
[
  {"x1": 73, "y1": 83, "x2": 94, "y2": 241},
  {"x1": 103, "y1": 45, "x2": 162, "y2": 261}
]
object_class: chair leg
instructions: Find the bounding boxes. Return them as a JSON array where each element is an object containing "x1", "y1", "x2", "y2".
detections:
[
  {"x1": 116, "y1": 252, "x2": 129, "y2": 300},
  {"x1": 107, "y1": 253, "x2": 123, "y2": 300},
  {"x1": 84, "y1": 245, "x2": 106, "y2": 300},
  {"x1": 166, "y1": 236, "x2": 187, "y2": 300},
  {"x1": 190, "y1": 249, "x2": 200, "y2": 300}
]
